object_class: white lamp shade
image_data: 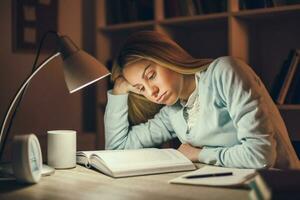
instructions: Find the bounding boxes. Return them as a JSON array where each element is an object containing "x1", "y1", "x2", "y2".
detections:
[{"x1": 62, "y1": 50, "x2": 111, "y2": 93}]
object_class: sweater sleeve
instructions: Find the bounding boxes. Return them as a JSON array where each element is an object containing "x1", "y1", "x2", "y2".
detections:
[
  {"x1": 198, "y1": 57, "x2": 277, "y2": 169},
  {"x1": 104, "y1": 90, "x2": 176, "y2": 150}
]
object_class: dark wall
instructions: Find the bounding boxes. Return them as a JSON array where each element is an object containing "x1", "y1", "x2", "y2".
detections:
[{"x1": 0, "y1": 0, "x2": 86, "y2": 162}]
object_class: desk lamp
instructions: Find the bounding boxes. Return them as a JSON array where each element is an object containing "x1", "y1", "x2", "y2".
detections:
[{"x1": 0, "y1": 32, "x2": 110, "y2": 182}]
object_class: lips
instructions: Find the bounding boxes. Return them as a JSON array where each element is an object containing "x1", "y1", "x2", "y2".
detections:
[{"x1": 156, "y1": 91, "x2": 167, "y2": 103}]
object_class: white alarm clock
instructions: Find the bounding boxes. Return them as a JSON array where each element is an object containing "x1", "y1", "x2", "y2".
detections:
[{"x1": 12, "y1": 134, "x2": 43, "y2": 183}]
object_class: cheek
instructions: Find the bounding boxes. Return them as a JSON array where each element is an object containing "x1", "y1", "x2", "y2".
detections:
[{"x1": 162, "y1": 72, "x2": 182, "y2": 90}]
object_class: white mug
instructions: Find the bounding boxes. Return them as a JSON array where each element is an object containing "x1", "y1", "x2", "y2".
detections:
[{"x1": 47, "y1": 130, "x2": 76, "y2": 169}]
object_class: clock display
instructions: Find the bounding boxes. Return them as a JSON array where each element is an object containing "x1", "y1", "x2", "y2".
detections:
[
  {"x1": 12, "y1": 134, "x2": 43, "y2": 183},
  {"x1": 30, "y1": 140, "x2": 41, "y2": 172}
]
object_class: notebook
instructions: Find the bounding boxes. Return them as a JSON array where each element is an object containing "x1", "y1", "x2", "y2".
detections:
[{"x1": 169, "y1": 165, "x2": 256, "y2": 186}]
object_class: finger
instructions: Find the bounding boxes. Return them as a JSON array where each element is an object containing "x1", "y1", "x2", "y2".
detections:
[
  {"x1": 129, "y1": 85, "x2": 143, "y2": 95},
  {"x1": 115, "y1": 76, "x2": 126, "y2": 84}
]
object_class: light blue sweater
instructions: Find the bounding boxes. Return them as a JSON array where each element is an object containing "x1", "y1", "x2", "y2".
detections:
[{"x1": 104, "y1": 57, "x2": 299, "y2": 169}]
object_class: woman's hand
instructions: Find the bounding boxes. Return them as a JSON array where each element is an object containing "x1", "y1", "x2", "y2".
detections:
[
  {"x1": 178, "y1": 143, "x2": 202, "y2": 162},
  {"x1": 112, "y1": 76, "x2": 139, "y2": 95}
]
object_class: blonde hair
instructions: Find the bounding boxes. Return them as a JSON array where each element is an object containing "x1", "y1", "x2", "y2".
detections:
[{"x1": 111, "y1": 31, "x2": 213, "y2": 125}]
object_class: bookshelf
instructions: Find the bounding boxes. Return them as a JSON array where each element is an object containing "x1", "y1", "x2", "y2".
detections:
[
  {"x1": 94, "y1": 0, "x2": 300, "y2": 149},
  {"x1": 277, "y1": 104, "x2": 300, "y2": 110}
]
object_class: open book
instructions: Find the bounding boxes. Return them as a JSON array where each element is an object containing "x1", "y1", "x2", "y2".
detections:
[
  {"x1": 76, "y1": 148, "x2": 196, "y2": 178},
  {"x1": 169, "y1": 165, "x2": 256, "y2": 187}
]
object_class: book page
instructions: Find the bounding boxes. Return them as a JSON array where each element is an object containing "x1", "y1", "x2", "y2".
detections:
[
  {"x1": 169, "y1": 166, "x2": 256, "y2": 186},
  {"x1": 91, "y1": 148, "x2": 193, "y2": 172},
  {"x1": 76, "y1": 151, "x2": 103, "y2": 168},
  {"x1": 77, "y1": 151, "x2": 102, "y2": 157}
]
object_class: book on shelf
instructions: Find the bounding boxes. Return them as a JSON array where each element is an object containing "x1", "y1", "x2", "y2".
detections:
[
  {"x1": 201, "y1": 0, "x2": 227, "y2": 14},
  {"x1": 76, "y1": 148, "x2": 196, "y2": 178},
  {"x1": 275, "y1": 49, "x2": 300, "y2": 105},
  {"x1": 285, "y1": 53, "x2": 300, "y2": 104},
  {"x1": 248, "y1": 169, "x2": 300, "y2": 200},
  {"x1": 164, "y1": 0, "x2": 226, "y2": 18},
  {"x1": 239, "y1": 0, "x2": 300, "y2": 10},
  {"x1": 271, "y1": 50, "x2": 294, "y2": 102},
  {"x1": 239, "y1": 0, "x2": 275, "y2": 10},
  {"x1": 137, "y1": 0, "x2": 154, "y2": 21},
  {"x1": 105, "y1": 0, "x2": 154, "y2": 25},
  {"x1": 164, "y1": 0, "x2": 186, "y2": 17}
]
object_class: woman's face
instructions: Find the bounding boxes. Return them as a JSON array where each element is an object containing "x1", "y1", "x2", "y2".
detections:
[{"x1": 123, "y1": 59, "x2": 184, "y2": 105}]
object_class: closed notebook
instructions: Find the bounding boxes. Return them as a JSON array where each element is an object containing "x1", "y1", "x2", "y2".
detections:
[
  {"x1": 76, "y1": 148, "x2": 196, "y2": 178},
  {"x1": 169, "y1": 165, "x2": 256, "y2": 186}
]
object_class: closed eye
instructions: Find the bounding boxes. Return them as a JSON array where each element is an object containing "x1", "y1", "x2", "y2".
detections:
[
  {"x1": 138, "y1": 86, "x2": 145, "y2": 93},
  {"x1": 148, "y1": 72, "x2": 156, "y2": 80}
]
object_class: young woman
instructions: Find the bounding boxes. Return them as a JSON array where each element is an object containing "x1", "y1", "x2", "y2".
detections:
[{"x1": 104, "y1": 31, "x2": 299, "y2": 169}]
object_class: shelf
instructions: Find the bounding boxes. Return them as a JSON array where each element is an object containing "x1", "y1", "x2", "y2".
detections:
[
  {"x1": 95, "y1": 0, "x2": 300, "y2": 146},
  {"x1": 99, "y1": 20, "x2": 155, "y2": 32},
  {"x1": 159, "y1": 12, "x2": 228, "y2": 27},
  {"x1": 277, "y1": 104, "x2": 300, "y2": 110},
  {"x1": 233, "y1": 4, "x2": 300, "y2": 19}
]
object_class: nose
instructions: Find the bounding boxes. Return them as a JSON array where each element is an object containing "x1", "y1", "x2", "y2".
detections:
[{"x1": 146, "y1": 84, "x2": 159, "y2": 98}]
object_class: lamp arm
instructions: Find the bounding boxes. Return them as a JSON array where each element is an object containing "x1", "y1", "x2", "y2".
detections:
[{"x1": 0, "y1": 52, "x2": 61, "y2": 145}]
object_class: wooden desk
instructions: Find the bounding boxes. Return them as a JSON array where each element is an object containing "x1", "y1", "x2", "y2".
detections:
[{"x1": 0, "y1": 165, "x2": 250, "y2": 200}]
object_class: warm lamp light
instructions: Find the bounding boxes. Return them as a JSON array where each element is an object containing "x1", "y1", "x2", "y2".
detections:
[{"x1": 0, "y1": 32, "x2": 110, "y2": 163}]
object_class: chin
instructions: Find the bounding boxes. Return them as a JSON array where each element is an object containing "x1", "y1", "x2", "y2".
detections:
[{"x1": 164, "y1": 96, "x2": 178, "y2": 106}]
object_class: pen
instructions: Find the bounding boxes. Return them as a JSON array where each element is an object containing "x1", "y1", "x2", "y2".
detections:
[{"x1": 184, "y1": 172, "x2": 233, "y2": 179}]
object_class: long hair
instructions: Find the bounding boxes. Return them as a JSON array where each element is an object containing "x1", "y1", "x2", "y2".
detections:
[{"x1": 111, "y1": 31, "x2": 213, "y2": 125}]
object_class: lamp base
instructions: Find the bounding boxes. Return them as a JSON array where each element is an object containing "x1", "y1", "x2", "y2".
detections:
[
  {"x1": 0, "y1": 163, "x2": 55, "y2": 181},
  {"x1": 42, "y1": 164, "x2": 55, "y2": 176}
]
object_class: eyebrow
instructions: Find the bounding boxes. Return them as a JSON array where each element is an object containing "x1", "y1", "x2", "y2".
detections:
[
  {"x1": 133, "y1": 63, "x2": 151, "y2": 87},
  {"x1": 141, "y1": 63, "x2": 151, "y2": 79}
]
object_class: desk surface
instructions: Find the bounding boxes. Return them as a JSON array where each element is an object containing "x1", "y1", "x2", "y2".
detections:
[{"x1": 0, "y1": 165, "x2": 250, "y2": 200}]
